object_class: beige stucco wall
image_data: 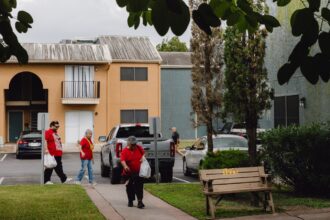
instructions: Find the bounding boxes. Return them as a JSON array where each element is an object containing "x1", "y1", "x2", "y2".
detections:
[
  {"x1": 0, "y1": 62, "x2": 161, "y2": 145},
  {"x1": 107, "y1": 63, "x2": 161, "y2": 131}
]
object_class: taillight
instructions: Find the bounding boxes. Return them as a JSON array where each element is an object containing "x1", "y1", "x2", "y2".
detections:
[
  {"x1": 18, "y1": 140, "x2": 27, "y2": 145},
  {"x1": 115, "y1": 143, "x2": 123, "y2": 158},
  {"x1": 170, "y1": 142, "x2": 175, "y2": 157}
]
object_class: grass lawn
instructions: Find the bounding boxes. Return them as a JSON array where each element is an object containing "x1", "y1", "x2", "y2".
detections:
[
  {"x1": 0, "y1": 185, "x2": 105, "y2": 220},
  {"x1": 145, "y1": 183, "x2": 330, "y2": 219}
]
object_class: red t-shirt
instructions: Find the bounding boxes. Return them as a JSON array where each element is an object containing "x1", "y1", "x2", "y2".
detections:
[
  {"x1": 120, "y1": 145, "x2": 144, "y2": 175},
  {"x1": 45, "y1": 129, "x2": 63, "y2": 157},
  {"x1": 80, "y1": 137, "x2": 93, "y2": 160}
]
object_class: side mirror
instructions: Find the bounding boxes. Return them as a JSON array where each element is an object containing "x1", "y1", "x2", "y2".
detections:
[{"x1": 98, "y1": 136, "x2": 107, "y2": 142}]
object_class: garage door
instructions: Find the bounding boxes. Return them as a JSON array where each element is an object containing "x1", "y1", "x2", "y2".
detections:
[{"x1": 65, "y1": 111, "x2": 93, "y2": 143}]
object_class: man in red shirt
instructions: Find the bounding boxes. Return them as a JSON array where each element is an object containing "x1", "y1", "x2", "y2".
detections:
[
  {"x1": 44, "y1": 121, "x2": 71, "y2": 184},
  {"x1": 120, "y1": 136, "x2": 145, "y2": 209}
]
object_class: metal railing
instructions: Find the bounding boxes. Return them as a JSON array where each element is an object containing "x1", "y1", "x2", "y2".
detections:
[{"x1": 61, "y1": 81, "x2": 100, "y2": 99}]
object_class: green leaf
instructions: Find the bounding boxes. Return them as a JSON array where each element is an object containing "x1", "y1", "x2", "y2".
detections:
[
  {"x1": 300, "y1": 56, "x2": 319, "y2": 84},
  {"x1": 197, "y1": 3, "x2": 220, "y2": 27},
  {"x1": 151, "y1": 0, "x2": 170, "y2": 36},
  {"x1": 308, "y1": 0, "x2": 320, "y2": 12},
  {"x1": 0, "y1": 0, "x2": 13, "y2": 12},
  {"x1": 291, "y1": 8, "x2": 312, "y2": 37},
  {"x1": 321, "y1": 7, "x2": 330, "y2": 23},
  {"x1": 17, "y1": 11, "x2": 33, "y2": 24},
  {"x1": 165, "y1": 0, "x2": 182, "y2": 14},
  {"x1": 289, "y1": 41, "x2": 309, "y2": 66},
  {"x1": 169, "y1": 1, "x2": 190, "y2": 36},
  {"x1": 262, "y1": 15, "x2": 280, "y2": 27},
  {"x1": 134, "y1": 16, "x2": 140, "y2": 29},
  {"x1": 127, "y1": 13, "x2": 135, "y2": 27},
  {"x1": 15, "y1": 21, "x2": 28, "y2": 33},
  {"x1": 313, "y1": 53, "x2": 330, "y2": 82},
  {"x1": 227, "y1": 11, "x2": 241, "y2": 26},
  {"x1": 126, "y1": 0, "x2": 149, "y2": 12},
  {"x1": 210, "y1": 0, "x2": 232, "y2": 19},
  {"x1": 277, "y1": 63, "x2": 298, "y2": 85},
  {"x1": 9, "y1": 0, "x2": 16, "y2": 8},
  {"x1": 237, "y1": 0, "x2": 253, "y2": 14},
  {"x1": 301, "y1": 16, "x2": 319, "y2": 46},
  {"x1": 192, "y1": 10, "x2": 211, "y2": 35},
  {"x1": 116, "y1": 0, "x2": 128, "y2": 7},
  {"x1": 277, "y1": 0, "x2": 291, "y2": 7},
  {"x1": 318, "y1": 32, "x2": 330, "y2": 59}
]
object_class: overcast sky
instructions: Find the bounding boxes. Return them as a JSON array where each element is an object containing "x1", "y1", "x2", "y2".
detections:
[{"x1": 14, "y1": 0, "x2": 191, "y2": 47}]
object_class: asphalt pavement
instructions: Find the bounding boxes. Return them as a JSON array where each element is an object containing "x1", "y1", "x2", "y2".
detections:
[{"x1": 0, "y1": 152, "x2": 198, "y2": 185}]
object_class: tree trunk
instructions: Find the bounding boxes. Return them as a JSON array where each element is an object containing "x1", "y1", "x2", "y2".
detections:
[{"x1": 204, "y1": 37, "x2": 214, "y2": 153}]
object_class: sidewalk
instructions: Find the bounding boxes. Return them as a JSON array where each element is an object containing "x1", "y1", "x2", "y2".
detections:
[{"x1": 86, "y1": 184, "x2": 197, "y2": 220}]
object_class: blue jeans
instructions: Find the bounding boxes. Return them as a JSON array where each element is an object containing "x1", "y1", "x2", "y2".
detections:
[{"x1": 76, "y1": 159, "x2": 94, "y2": 183}]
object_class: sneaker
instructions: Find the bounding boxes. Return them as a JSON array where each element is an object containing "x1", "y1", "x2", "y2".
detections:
[
  {"x1": 89, "y1": 182, "x2": 97, "y2": 187},
  {"x1": 74, "y1": 181, "x2": 81, "y2": 185},
  {"x1": 64, "y1": 177, "x2": 73, "y2": 184},
  {"x1": 45, "y1": 181, "x2": 54, "y2": 185},
  {"x1": 128, "y1": 201, "x2": 133, "y2": 207},
  {"x1": 137, "y1": 201, "x2": 145, "y2": 209}
]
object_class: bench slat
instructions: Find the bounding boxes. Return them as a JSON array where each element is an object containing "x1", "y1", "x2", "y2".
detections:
[
  {"x1": 212, "y1": 177, "x2": 261, "y2": 185},
  {"x1": 204, "y1": 186, "x2": 271, "y2": 195},
  {"x1": 203, "y1": 172, "x2": 261, "y2": 180},
  {"x1": 200, "y1": 167, "x2": 260, "y2": 175}
]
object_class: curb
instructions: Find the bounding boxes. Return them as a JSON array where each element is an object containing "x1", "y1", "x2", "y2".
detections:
[{"x1": 84, "y1": 185, "x2": 124, "y2": 220}]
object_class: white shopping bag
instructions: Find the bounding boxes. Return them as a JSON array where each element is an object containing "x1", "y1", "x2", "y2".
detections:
[
  {"x1": 139, "y1": 156, "x2": 151, "y2": 178},
  {"x1": 44, "y1": 154, "x2": 57, "y2": 168}
]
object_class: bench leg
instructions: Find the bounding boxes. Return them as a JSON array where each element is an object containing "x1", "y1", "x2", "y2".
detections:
[
  {"x1": 206, "y1": 195, "x2": 210, "y2": 215},
  {"x1": 208, "y1": 196, "x2": 216, "y2": 219},
  {"x1": 268, "y1": 192, "x2": 275, "y2": 213}
]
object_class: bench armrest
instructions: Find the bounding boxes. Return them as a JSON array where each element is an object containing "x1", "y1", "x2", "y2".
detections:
[
  {"x1": 260, "y1": 174, "x2": 272, "y2": 184},
  {"x1": 201, "y1": 179, "x2": 214, "y2": 192}
]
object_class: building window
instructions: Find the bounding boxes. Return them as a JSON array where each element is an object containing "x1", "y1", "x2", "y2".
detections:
[
  {"x1": 121, "y1": 110, "x2": 148, "y2": 123},
  {"x1": 65, "y1": 65, "x2": 95, "y2": 98},
  {"x1": 120, "y1": 67, "x2": 148, "y2": 81},
  {"x1": 274, "y1": 95, "x2": 299, "y2": 127}
]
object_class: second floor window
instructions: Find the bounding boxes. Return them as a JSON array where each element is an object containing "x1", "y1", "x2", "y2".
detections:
[
  {"x1": 120, "y1": 109, "x2": 148, "y2": 123},
  {"x1": 120, "y1": 67, "x2": 148, "y2": 81},
  {"x1": 64, "y1": 65, "x2": 95, "y2": 98}
]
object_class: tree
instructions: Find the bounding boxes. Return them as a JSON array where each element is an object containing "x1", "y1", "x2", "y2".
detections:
[
  {"x1": 223, "y1": 0, "x2": 273, "y2": 166},
  {"x1": 190, "y1": 0, "x2": 223, "y2": 153},
  {"x1": 0, "y1": 0, "x2": 33, "y2": 64},
  {"x1": 156, "y1": 36, "x2": 188, "y2": 52},
  {"x1": 116, "y1": 0, "x2": 330, "y2": 85}
]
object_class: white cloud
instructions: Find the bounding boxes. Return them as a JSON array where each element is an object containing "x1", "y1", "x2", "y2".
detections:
[{"x1": 13, "y1": 0, "x2": 191, "y2": 47}]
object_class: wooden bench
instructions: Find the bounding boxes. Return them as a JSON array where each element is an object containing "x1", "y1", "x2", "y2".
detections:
[{"x1": 200, "y1": 166, "x2": 275, "y2": 219}]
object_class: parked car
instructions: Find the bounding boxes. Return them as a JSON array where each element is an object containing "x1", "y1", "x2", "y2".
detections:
[
  {"x1": 218, "y1": 122, "x2": 266, "y2": 137},
  {"x1": 99, "y1": 123, "x2": 176, "y2": 184},
  {"x1": 183, "y1": 134, "x2": 248, "y2": 176},
  {"x1": 16, "y1": 131, "x2": 42, "y2": 159}
]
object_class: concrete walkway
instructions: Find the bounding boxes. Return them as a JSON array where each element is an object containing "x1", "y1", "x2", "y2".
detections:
[{"x1": 86, "y1": 184, "x2": 197, "y2": 220}]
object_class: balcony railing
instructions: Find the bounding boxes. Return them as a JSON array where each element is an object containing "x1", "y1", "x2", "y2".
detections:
[{"x1": 61, "y1": 81, "x2": 100, "y2": 104}]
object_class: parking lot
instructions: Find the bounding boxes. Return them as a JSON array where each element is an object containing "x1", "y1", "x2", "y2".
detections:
[{"x1": 0, "y1": 152, "x2": 198, "y2": 185}]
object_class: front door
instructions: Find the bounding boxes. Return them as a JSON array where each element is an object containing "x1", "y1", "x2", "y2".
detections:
[
  {"x1": 65, "y1": 111, "x2": 93, "y2": 144},
  {"x1": 9, "y1": 111, "x2": 23, "y2": 142}
]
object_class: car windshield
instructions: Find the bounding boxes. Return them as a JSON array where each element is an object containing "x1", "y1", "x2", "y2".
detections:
[
  {"x1": 22, "y1": 133, "x2": 42, "y2": 139},
  {"x1": 117, "y1": 126, "x2": 159, "y2": 138},
  {"x1": 213, "y1": 137, "x2": 248, "y2": 149}
]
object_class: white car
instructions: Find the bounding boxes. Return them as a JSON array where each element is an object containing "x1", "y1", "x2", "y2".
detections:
[{"x1": 183, "y1": 134, "x2": 248, "y2": 176}]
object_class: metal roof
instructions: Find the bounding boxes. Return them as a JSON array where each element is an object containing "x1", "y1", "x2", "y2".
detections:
[
  {"x1": 159, "y1": 52, "x2": 192, "y2": 68},
  {"x1": 97, "y1": 36, "x2": 162, "y2": 63},
  {"x1": 7, "y1": 43, "x2": 112, "y2": 64}
]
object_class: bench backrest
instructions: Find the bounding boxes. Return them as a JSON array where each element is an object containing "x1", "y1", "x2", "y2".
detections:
[{"x1": 200, "y1": 166, "x2": 270, "y2": 193}]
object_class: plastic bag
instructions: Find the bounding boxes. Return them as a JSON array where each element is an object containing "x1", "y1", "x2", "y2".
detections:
[
  {"x1": 44, "y1": 154, "x2": 57, "y2": 168},
  {"x1": 139, "y1": 156, "x2": 151, "y2": 178}
]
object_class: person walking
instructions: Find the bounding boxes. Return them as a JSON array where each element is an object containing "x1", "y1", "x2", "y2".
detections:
[
  {"x1": 75, "y1": 129, "x2": 96, "y2": 186},
  {"x1": 44, "y1": 121, "x2": 72, "y2": 184},
  {"x1": 120, "y1": 136, "x2": 145, "y2": 209},
  {"x1": 171, "y1": 127, "x2": 180, "y2": 153}
]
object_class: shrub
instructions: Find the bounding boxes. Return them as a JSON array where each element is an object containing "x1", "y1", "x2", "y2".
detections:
[
  {"x1": 260, "y1": 123, "x2": 330, "y2": 197},
  {"x1": 200, "y1": 150, "x2": 250, "y2": 169}
]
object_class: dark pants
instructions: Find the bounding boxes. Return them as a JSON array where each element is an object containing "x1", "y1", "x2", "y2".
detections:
[
  {"x1": 126, "y1": 174, "x2": 144, "y2": 202},
  {"x1": 44, "y1": 156, "x2": 67, "y2": 183}
]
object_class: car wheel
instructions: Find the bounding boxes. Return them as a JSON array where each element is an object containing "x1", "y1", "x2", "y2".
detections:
[
  {"x1": 110, "y1": 163, "x2": 121, "y2": 184},
  {"x1": 183, "y1": 158, "x2": 192, "y2": 176},
  {"x1": 100, "y1": 154, "x2": 110, "y2": 177},
  {"x1": 160, "y1": 168, "x2": 173, "y2": 183}
]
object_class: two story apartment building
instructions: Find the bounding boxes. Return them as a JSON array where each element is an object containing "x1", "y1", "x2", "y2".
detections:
[{"x1": 0, "y1": 36, "x2": 162, "y2": 146}]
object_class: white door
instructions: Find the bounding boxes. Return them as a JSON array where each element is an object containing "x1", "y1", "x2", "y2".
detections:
[{"x1": 65, "y1": 111, "x2": 93, "y2": 143}]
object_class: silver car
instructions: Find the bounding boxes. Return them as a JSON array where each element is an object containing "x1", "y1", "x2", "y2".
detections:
[{"x1": 183, "y1": 134, "x2": 248, "y2": 176}]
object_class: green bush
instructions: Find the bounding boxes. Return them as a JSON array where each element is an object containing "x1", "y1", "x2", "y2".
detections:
[
  {"x1": 200, "y1": 150, "x2": 250, "y2": 169},
  {"x1": 260, "y1": 123, "x2": 330, "y2": 197}
]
